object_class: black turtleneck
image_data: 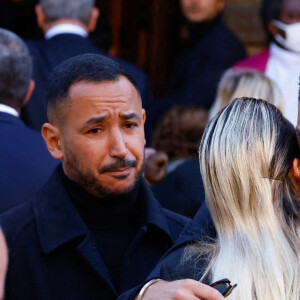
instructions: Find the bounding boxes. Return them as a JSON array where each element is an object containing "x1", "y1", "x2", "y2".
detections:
[
  {"x1": 177, "y1": 16, "x2": 222, "y2": 58},
  {"x1": 60, "y1": 169, "x2": 141, "y2": 292}
]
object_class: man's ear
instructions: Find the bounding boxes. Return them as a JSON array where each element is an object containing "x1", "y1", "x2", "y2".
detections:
[
  {"x1": 142, "y1": 108, "x2": 146, "y2": 124},
  {"x1": 35, "y1": 4, "x2": 47, "y2": 32},
  {"x1": 41, "y1": 123, "x2": 63, "y2": 160},
  {"x1": 142, "y1": 108, "x2": 146, "y2": 145},
  {"x1": 87, "y1": 7, "x2": 100, "y2": 33},
  {"x1": 22, "y1": 79, "x2": 35, "y2": 107},
  {"x1": 289, "y1": 158, "x2": 300, "y2": 182}
]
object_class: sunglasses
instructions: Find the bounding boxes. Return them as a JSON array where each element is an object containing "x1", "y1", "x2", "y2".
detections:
[{"x1": 210, "y1": 278, "x2": 237, "y2": 297}]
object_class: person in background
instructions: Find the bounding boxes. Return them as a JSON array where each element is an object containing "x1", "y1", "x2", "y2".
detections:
[
  {"x1": 209, "y1": 68, "x2": 284, "y2": 119},
  {"x1": 22, "y1": 0, "x2": 154, "y2": 144},
  {"x1": 0, "y1": 28, "x2": 58, "y2": 213},
  {"x1": 149, "y1": 106, "x2": 208, "y2": 218},
  {"x1": 163, "y1": 0, "x2": 246, "y2": 111},
  {"x1": 235, "y1": 0, "x2": 300, "y2": 126}
]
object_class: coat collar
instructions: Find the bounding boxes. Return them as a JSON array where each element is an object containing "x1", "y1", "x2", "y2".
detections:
[
  {"x1": 0, "y1": 111, "x2": 22, "y2": 124},
  {"x1": 33, "y1": 165, "x2": 173, "y2": 254},
  {"x1": 138, "y1": 179, "x2": 173, "y2": 240}
]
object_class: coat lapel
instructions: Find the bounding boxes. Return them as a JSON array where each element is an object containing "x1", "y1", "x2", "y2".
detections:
[{"x1": 33, "y1": 165, "x2": 117, "y2": 294}]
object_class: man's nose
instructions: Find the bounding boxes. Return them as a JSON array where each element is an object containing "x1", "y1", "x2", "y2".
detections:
[{"x1": 109, "y1": 128, "x2": 128, "y2": 158}]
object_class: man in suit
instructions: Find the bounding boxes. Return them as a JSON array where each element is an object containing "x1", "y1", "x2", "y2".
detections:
[
  {"x1": 0, "y1": 28, "x2": 58, "y2": 212},
  {"x1": 0, "y1": 53, "x2": 218, "y2": 300},
  {"x1": 22, "y1": 0, "x2": 154, "y2": 144}
]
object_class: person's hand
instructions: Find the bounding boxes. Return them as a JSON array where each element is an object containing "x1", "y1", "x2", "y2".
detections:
[
  {"x1": 144, "y1": 151, "x2": 168, "y2": 185},
  {"x1": 138, "y1": 279, "x2": 224, "y2": 300}
]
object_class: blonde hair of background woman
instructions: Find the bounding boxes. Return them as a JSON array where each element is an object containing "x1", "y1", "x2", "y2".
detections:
[
  {"x1": 209, "y1": 68, "x2": 284, "y2": 120},
  {"x1": 195, "y1": 97, "x2": 300, "y2": 300}
]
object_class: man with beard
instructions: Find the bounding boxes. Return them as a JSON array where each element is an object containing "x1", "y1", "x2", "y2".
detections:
[{"x1": 0, "y1": 53, "x2": 192, "y2": 300}]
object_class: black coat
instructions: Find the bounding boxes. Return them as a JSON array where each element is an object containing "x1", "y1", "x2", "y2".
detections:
[
  {"x1": 153, "y1": 18, "x2": 246, "y2": 124},
  {"x1": 23, "y1": 34, "x2": 154, "y2": 144},
  {"x1": 167, "y1": 18, "x2": 246, "y2": 109},
  {"x1": 0, "y1": 112, "x2": 58, "y2": 212},
  {"x1": 118, "y1": 202, "x2": 216, "y2": 300},
  {"x1": 151, "y1": 159, "x2": 205, "y2": 218},
  {"x1": 1, "y1": 165, "x2": 189, "y2": 300}
]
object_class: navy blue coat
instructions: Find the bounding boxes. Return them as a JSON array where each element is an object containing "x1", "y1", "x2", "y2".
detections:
[
  {"x1": 1, "y1": 165, "x2": 189, "y2": 300},
  {"x1": 153, "y1": 18, "x2": 246, "y2": 124},
  {"x1": 167, "y1": 18, "x2": 246, "y2": 109},
  {"x1": 118, "y1": 202, "x2": 215, "y2": 300},
  {"x1": 0, "y1": 112, "x2": 58, "y2": 212},
  {"x1": 151, "y1": 159, "x2": 205, "y2": 218},
  {"x1": 23, "y1": 33, "x2": 154, "y2": 144}
]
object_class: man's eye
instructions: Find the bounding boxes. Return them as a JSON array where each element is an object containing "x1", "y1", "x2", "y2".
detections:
[
  {"x1": 125, "y1": 122, "x2": 137, "y2": 129},
  {"x1": 88, "y1": 128, "x2": 102, "y2": 134}
]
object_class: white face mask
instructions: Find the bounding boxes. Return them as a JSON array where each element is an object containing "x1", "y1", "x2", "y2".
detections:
[{"x1": 272, "y1": 20, "x2": 300, "y2": 53}]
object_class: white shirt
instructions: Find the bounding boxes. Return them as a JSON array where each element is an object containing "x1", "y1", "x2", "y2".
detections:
[
  {"x1": 45, "y1": 23, "x2": 88, "y2": 40},
  {"x1": 0, "y1": 104, "x2": 19, "y2": 117},
  {"x1": 266, "y1": 43, "x2": 300, "y2": 126}
]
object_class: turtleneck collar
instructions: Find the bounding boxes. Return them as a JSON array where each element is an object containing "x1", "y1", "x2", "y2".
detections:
[
  {"x1": 60, "y1": 168, "x2": 141, "y2": 228},
  {"x1": 187, "y1": 16, "x2": 222, "y2": 41}
]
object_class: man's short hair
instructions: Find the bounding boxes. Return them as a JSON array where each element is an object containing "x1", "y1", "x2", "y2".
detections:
[
  {"x1": 46, "y1": 53, "x2": 140, "y2": 123},
  {"x1": 0, "y1": 28, "x2": 32, "y2": 108},
  {"x1": 39, "y1": 0, "x2": 94, "y2": 24},
  {"x1": 260, "y1": 0, "x2": 283, "y2": 29}
]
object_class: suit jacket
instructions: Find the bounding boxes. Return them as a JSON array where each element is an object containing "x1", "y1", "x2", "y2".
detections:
[
  {"x1": 1, "y1": 165, "x2": 189, "y2": 300},
  {"x1": 0, "y1": 112, "x2": 58, "y2": 212},
  {"x1": 151, "y1": 159, "x2": 205, "y2": 218},
  {"x1": 23, "y1": 33, "x2": 154, "y2": 144}
]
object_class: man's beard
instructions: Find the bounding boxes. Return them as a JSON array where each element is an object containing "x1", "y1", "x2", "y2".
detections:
[{"x1": 63, "y1": 152, "x2": 145, "y2": 198}]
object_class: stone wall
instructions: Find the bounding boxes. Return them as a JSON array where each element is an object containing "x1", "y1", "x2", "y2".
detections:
[{"x1": 223, "y1": 0, "x2": 268, "y2": 55}]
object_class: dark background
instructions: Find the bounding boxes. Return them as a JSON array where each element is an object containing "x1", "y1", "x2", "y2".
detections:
[{"x1": 0, "y1": 0, "x2": 267, "y2": 97}]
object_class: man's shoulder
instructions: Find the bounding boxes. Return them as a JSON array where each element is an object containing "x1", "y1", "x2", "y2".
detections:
[
  {"x1": 0, "y1": 115, "x2": 57, "y2": 163},
  {"x1": 0, "y1": 114, "x2": 53, "y2": 158},
  {"x1": 25, "y1": 39, "x2": 47, "y2": 55},
  {"x1": 0, "y1": 201, "x2": 36, "y2": 251},
  {"x1": 161, "y1": 208, "x2": 190, "y2": 236},
  {"x1": 202, "y1": 18, "x2": 245, "y2": 49},
  {"x1": 113, "y1": 56, "x2": 148, "y2": 90}
]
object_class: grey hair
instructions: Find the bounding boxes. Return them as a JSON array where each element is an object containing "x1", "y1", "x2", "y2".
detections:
[
  {"x1": 0, "y1": 28, "x2": 32, "y2": 108},
  {"x1": 39, "y1": 0, "x2": 94, "y2": 24}
]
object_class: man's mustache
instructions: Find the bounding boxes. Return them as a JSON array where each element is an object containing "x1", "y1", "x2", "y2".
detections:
[{"x1": 99, "y1": 158, "x2": 138, "y2": 173}]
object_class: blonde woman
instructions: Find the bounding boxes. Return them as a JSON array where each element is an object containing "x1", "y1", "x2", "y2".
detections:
[
  {"x1": 150, "y1": 97, "x2": 300, "y2": 300},
  {"x1": 193, "y1": 97, "x2": 300, "y2": 300},
  {"x1": 209, "y1": 68, "x2": 284, "y2": 120}
]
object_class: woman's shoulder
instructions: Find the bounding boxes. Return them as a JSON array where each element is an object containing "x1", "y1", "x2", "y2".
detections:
[{"x1": 160, "y1": 243, "x2": 211, "y2": 284}]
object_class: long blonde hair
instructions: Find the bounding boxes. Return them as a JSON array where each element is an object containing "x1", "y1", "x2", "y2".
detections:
[
  {"x1": 198, "y1": 97, "x2": 300, "y2": 300},
  {"x1": 209, "y1": 68, "x2": 284, "y2": 120}
]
